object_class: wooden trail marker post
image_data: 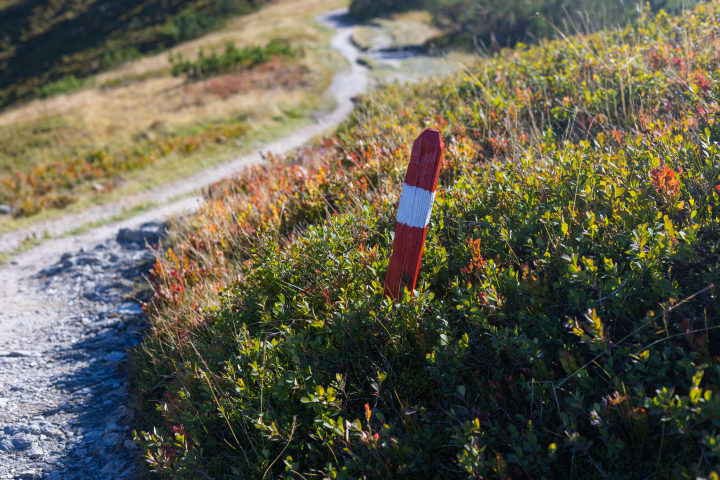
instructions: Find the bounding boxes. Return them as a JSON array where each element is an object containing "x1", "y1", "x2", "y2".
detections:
[{"x1": 383, "y1": 128, "x2": 445, "y2": 299}]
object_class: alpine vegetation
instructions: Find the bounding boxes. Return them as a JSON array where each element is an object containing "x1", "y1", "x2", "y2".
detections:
[{"x1": 131, "y1": 3, "x2": 720, "y2": 479}]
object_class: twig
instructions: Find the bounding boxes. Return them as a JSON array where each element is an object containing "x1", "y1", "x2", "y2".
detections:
[
  {"x1": 596, "y1": 275, "x2": 631, "y2": 304},
  {"x1": 262, "y1": 416, "x2": 297, "y2": 480},
  {"x1": 558, "y1": 284, "x2": 714, "y2": 388}
]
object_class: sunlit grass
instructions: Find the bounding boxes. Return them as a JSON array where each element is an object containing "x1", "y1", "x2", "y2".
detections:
[{"x1": 0, "y1": 0, "x2": 347, "y2": 225}]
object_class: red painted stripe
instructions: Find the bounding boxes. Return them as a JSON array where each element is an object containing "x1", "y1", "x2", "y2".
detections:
[
  {"x1": 384, "y1": 128, "x2": 445, "y2": 299},
  {"x1": 403, "y1": 129, "x2": 444, "y2": 192},
  {"x1": 383, "y1": 223, "x2": 428, "y2": 299}
]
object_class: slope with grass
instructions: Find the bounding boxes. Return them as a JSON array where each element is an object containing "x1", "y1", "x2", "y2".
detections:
[
  {"x1": 0, "y1": 0, "x2": 346, "y2": 226},
  {"x1": 0, "y1": 0, "x2": 269, "y2": 109},
  {"x1": 132, "y1": 3, "x2": 720, "y2": 479},
  {"x1": 349, "y1": 0, "x2": 696, "y2": 50}
]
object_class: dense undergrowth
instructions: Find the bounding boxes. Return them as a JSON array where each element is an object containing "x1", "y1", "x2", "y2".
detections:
[
  {"x1": 0, "y1": 0, "x2": 267, "y2": 108},
  {"x1": 132, "y1": 4, "x2": 720, "y2": 479}
]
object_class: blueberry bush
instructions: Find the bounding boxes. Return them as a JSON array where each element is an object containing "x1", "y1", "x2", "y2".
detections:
[{"x1": 131, "y1": 4, "x2": 720, "y2": 478}]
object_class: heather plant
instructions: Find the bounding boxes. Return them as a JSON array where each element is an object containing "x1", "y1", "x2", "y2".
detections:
[{"x1": 131, "y1": 3, "x2": 720, "y2": 478}]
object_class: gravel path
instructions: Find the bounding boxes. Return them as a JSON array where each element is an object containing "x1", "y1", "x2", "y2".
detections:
[
  {"x1": 0, "y1": 9, "x2": 368, "y2": 479},
  {"x1": 0, "y1": 222, "x2": 162, "y2": 480}
]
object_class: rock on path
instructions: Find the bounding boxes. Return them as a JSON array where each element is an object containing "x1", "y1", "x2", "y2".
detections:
[{"x1": 0, "y1": 223, "x2": 163, "y2": 479}]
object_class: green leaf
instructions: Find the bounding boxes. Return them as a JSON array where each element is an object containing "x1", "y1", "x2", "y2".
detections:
[{"x1": 690, "y1": 387, "x2": 702, "y2": 404}]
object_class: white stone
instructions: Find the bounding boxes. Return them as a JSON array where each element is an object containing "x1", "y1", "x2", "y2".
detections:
[
  {"x1": 28, "y1": 445, "x2": 43, "y2": 459},
  {"x1": 102, "y1": 352, "x2": 125, "y2": 362}
]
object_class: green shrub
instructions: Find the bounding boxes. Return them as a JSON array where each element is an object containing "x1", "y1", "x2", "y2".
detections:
[
  {"x1": 99, "y1": 47, "x2": 141, "y2": 70},
  {"x1": 35, "y1": 74, "x2": 85, "y2": 99},
  {"x1": 163, "y1": 0, "x2": 260, "y2": 41},
  {"x1": 163, "y1": 12, "x2": 223, "y2": 42},
  {"x1": 169, "y1": 40, "x2": 297, "y2": 80},
  {"x1": 132, "y1": 3, "x2": 720, "y2": 478},
  {"x1": 136, "y1": 126, "x2": 720, "y2": 478}
]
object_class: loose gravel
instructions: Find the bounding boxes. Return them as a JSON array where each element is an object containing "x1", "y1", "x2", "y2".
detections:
[{"x1": 0, "y1": 223, "x2": 163, "y2": 479}]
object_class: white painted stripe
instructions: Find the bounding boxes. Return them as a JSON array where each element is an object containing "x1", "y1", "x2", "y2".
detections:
[{"x1": 396, "y1": 183, "x2": 436, "y2": 228}]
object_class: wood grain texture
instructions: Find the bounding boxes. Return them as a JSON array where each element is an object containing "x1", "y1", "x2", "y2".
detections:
[
  {"x1": 383, "y1": 128, "x2": 445, "y2": 299},
  {"x1": 403, "y1": 129, "x2": 444, "y2": 192}
]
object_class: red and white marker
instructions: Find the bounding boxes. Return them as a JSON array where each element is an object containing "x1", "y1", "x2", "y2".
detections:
[{"x1": 383, "y1": 128, "x2": 445, "y2": 299}]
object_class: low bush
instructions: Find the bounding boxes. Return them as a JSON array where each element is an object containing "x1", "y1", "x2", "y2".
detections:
[
  {"x1": 131, "y1": 3, "x2": 720, "y2": 478},
  {"x1": 138, "y1": 125, "x2": 720, "y2": 479},
  {"x1": 163, "y1": 12, "x2": 224, "y2": 43},
  {"x1": 348, "y1": 0, "x2": 419, "y2": 20},
  {"x1": 99, "y1": 47, "x2": 142, "y2": 70},
  {"x1": 169, "y1": 40, "x2": 297, "y2": 80},
  {"x1": 35, "y1": 75, "x2": 85, "y2": 99},
  {"x1": 163, "y1": 0, "x2": 261, "y2": 41}
]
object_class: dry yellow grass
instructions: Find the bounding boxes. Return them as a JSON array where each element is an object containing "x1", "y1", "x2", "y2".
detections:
[{"x1": 0, "y1": 0, "x2": 347, "y2": 173}]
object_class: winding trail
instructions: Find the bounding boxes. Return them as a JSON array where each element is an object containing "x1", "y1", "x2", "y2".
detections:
[
  {"x1": 0, "y1": 9, "x2": 367, "y2": 479},
  {"x1": 0, "y1": 9, "x2": 367, "y2": 254}
]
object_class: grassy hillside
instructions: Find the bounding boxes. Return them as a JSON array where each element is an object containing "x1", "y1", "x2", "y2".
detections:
[
  {"x1": 131, "y1": 3, "x2": 720, "y2": 479},
  {"x1": 0, "y1": 0, "x2": 344, "y2": 225},
  {"x1": 349, "y1": 0, "x2": 695, "y2": 48},
  {"x1": 0, "y1": 0, "x2": 267, "y2": 109}
]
